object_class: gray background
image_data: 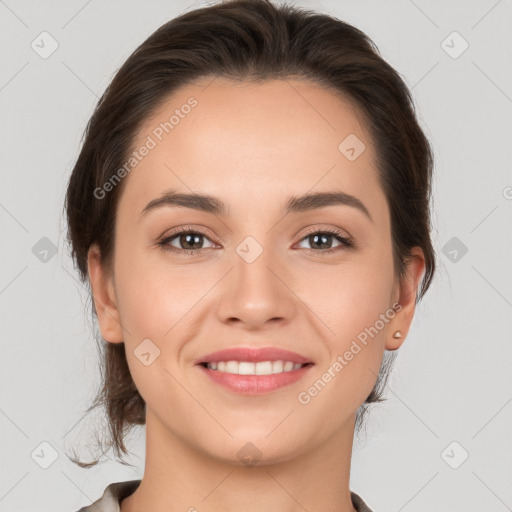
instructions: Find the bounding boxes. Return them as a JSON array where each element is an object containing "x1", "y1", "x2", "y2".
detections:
[{"x1": 1, "y1": 0, "x2": 511, "y2": 511}]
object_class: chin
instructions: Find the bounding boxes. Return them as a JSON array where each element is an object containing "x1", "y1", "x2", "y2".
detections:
[{"x1": 201, "y1": 434, "x2": 309, "y2": 468}]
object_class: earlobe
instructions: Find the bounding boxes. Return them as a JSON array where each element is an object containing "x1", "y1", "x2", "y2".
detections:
[
  {"x1": 87, "y1": 244, "x2": 124, "y2": 343},
  {"x1": 386, "y1": 247, "x2": 426, "y2": 351}
]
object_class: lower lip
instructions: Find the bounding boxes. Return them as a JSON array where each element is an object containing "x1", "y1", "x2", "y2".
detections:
[{"x1": 196, "y1": 364, "x2": 314, "y2": 394}]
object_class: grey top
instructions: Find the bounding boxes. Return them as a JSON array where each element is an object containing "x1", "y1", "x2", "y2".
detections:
[{"x1": 76, "y1": 479, "x2": 374, "y2": 512}]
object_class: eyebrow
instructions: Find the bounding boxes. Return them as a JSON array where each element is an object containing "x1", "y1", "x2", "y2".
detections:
[{"x1": 140, "y1": 189, "x2": 373, "y2": 223}]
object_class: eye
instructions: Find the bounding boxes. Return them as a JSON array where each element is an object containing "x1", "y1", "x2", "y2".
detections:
[
  {"x1": 156, "y1": 226, "x2": 354, "y2": 256},
  {"x1": 295, "y1": 227, "x2": 354, "y2": 254},
  {"x1": 157, "y1": 226, "x2": 216, "y2": 255}
]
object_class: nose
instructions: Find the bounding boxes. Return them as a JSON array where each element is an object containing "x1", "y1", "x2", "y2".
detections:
[{"x1": 216, "y1": 240, "x2": 296, "y2": 330}]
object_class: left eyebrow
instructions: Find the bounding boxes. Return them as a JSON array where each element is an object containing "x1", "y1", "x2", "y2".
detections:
[
  {"x1": 284, "y1": 191, "x2": 373, "y2": 223},
  {"x1": 139, "y1": 189, "x2": 373, "y2": 223}
]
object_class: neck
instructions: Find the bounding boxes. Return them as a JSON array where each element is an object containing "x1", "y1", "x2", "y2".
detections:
[{"x1": 121, "y1": 410, "x2": 358, "y2": 512}]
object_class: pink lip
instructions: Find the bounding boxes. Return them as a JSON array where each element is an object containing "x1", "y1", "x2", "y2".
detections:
[
  {"x1": 196, "y1": 363, "x2": 314, "y2": 394},
  {"x1": 194, "y1": 346, "x2": 313, "y2": 365}
]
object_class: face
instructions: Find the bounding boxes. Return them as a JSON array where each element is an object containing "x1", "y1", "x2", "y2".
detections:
[{"x1": 88, "y1": 78, "x2": 424, "y2": 465}]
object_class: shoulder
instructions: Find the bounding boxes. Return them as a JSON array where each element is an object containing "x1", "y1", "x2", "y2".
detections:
[
  {"x1": 75, "y1": 480, "x2": 141, "y2": 512},
  {"x1": 351, "y1": 490, "x2": 375, "y2": 512},
  {"x1": 75, "y1": 481, "x2": 371, "y2": 512}
]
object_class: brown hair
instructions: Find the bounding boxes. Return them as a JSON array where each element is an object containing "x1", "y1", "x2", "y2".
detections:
[{"x1": 64, "y1": 0, "x2": 436, "y2": 467}]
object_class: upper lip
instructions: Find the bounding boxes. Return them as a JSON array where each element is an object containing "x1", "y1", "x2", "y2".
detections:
[{"x1": 194, "y1": 347, "x2": 313, "y2": 365}]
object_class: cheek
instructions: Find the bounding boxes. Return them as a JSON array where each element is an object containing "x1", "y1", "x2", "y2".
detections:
[
  {"x1": 309, "y1": 259, "x2": 395, "y2": 400},
  {"x1": 113, "y1": 243, "x2": 206, "y2": 336},
  {"x1": 300, "y1": 251, "x2": 394, "y2": 338},
  {"x1": 299, "y1": 267, "x2": 394, "y2": 421}
]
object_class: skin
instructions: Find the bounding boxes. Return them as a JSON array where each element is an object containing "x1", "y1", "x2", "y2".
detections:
[{"x1": 88, "y1": 78, "x2": 425, "y2": 512}]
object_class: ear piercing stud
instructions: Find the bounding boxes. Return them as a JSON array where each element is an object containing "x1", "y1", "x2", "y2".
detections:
[{"x1": 392, "y1": 330, "x2": 402, "y2": 339}]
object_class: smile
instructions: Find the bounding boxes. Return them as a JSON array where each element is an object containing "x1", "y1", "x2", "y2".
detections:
[{"x1": 203, "y1": 360, "x2": 311, "y2": 375}]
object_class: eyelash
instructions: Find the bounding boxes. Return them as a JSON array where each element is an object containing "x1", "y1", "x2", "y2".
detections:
[{"x1": 156, "y1": 225, "x2": 355, "y2": 256}]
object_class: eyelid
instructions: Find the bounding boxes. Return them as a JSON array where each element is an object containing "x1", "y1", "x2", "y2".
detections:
[
  {"x1": 299, "y1": 224, "x2": 352, "y2": 242},
  {"x1": 161, "y1": 225, "x2": 220, "y2": 244}
]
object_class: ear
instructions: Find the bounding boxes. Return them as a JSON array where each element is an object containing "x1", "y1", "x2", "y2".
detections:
[
  {"x1": 87, "y1": 244, "x2": 124, "y2": 343},
  {"x1": 386, "y1": 246, "x2": 426, "y2": 351}
]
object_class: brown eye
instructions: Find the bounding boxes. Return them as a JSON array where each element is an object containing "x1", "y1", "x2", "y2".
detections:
[
  {"x1": 296, "y1": 228, "x2": 354, "y2": 253},
  {"x1": 158, "y1": 228, "x2": 215, "y2": 254}
]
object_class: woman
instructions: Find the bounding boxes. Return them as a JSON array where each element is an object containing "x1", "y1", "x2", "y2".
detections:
[{"x1": 65, "y1": 0, "x2": 436, "y2": 510}]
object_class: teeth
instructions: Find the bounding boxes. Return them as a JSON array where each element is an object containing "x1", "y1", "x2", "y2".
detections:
[
  {"x1": 206, "y1": 360, "x2": 304, "y2": 375},
  {"x1": 284, "y1": 361, "x2": 294, "y2": 372}
]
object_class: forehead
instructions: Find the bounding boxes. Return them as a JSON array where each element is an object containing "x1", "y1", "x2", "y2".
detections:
[{"x1": 121, "y1": 78, "x2": 385, "y2": 223}]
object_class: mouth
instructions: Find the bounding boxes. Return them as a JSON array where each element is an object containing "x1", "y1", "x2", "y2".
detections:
[
  {"x1": 194, "y1": 346, "x2": 313, "y2": 369},
  {"x1": 193, "y1": 346, "x2": 314, "y2": 394}
]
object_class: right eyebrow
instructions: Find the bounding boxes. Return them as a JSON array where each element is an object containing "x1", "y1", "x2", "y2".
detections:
[{"x1": 140, "y1": 190, "x2": 228, "y2": 219}]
